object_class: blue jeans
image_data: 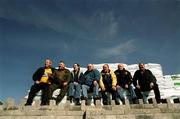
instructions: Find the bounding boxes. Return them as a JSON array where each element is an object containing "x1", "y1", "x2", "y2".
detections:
[
  {"x1": 141, "y1": 91, "x2": 150, "y2": 104},
  {"x1": 117, "y1": 84, "x2": 136, "y2": 102},
  {"x1": 82, "y1": 84, "x2": 99, "y2": 98},
  {"x1": 68, "y1": 82, "x2": 81, "y2": 99}
]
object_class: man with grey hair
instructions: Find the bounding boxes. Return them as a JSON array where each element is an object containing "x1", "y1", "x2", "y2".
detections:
[
  {"x1": 25, "y1": 59, "x2": 55, "y2": 106},
  {"x1": 114, "y1": 64, "x2": 137, "y2": 104},
  {"x1": 81, "y1": 64, "x2": 100, "y2": 105}
]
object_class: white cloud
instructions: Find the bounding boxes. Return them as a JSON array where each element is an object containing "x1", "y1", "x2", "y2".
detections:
[
  {"x1": 73, "y1": 11, "x2": 120, "y2": 42},
  {"x1": 95, "y1": 39, "x2": 136, "y2": 61},
  {"x1": 0, "y1": 2, "x2": 122, "y2": 43}
]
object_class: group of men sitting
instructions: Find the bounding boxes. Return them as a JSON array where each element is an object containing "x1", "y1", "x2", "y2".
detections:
[{"x1": 25, "y1": 59, "x2": 161, "y2": 106}]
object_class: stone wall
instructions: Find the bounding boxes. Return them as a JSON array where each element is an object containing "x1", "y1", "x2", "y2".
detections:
[{"x1": 0, "y1": 98, "x2": 180, "y2": 119}]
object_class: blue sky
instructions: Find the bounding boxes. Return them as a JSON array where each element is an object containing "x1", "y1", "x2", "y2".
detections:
[{"x1": 0, "y1": 0, "x2": 180, "y2": 102}]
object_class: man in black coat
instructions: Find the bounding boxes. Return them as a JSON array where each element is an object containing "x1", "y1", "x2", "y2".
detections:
[
  {"x1": 114, "y1": 64, "x2": 137, "y2": 104},
  {"x1": 133, "y1": 63, "x2": 161, "y2": 103},
  {"x1": 25, "y1": 59, "x2": 55, "y2": 106}
]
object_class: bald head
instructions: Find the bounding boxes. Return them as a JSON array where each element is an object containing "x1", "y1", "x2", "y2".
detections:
[
  {"x1": 44, "y1": 59, "x2": 52, "y2": 68},
  {"x1": 58, "y1": 61, "x2": 65, "y2": 69},
  {"x1": 118, "y1": 64, "x2": 124, "y2": 70},
  {"x1": 87, "y1": 64, "x2": 94, "y2": 71}
]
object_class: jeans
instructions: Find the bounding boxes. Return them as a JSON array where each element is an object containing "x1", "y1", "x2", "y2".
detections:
[
  {"x1": 117, "y1": 84, "x2": 137, "y2": 102},
  {"x1": 135, "y1": 83, "x2": 161, "y2": 103},
  {"x1": 82, "y1": 84, "x2": 99, "y2": 98},
  {"x1": 68, "y1": 82, "x2": 81, "y2": 99},
  {"x1": 141, "y1": 91, "x2": 150, "y2": 103}
]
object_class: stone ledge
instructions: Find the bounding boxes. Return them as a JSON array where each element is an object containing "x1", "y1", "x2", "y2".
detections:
[
  {"x1": 0, "y1": 110, "x2": 84, "y2": 116},
  {"x1": 127, "y1": 108, "x2": 161, "y2": 114}
]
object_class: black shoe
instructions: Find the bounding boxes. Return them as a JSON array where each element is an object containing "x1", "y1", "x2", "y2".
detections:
[
  {"x1": 56, "y1": 99, "x2": 61, "y2": 105},
  {"x1": 56, "y1": 101, "x2": 60, "y2": 105},
  {"x1": 40, "y1": 103, "x2": 49, "y2": 106},
  {"x1": 103, "y1": 101, "x2": 108, "y2": 105},
  {"x1": 94, "y1": 95, "x2": 101, "y2": 100},
  {"x1": 115, "y1": 99, "x2": 120, "y2": 105},
  {"x1": 107, "y1": 101, "x2": 111, "y2": 105},
  {"x1": 84, "y1": 98, "x2": 88, "y2": 105},
  {"x1": 132, "y1": 97, "x2": 138, "y2": 104},
  {"x1": 85, "y1": 99, "x2": 88, "y2": 105},
  {"x1": 156, "y1": 99, "x2": 161, "y2": 103},
  {"x1": 81, "y1": 96, "x2": 87, "y2": 100},
  {"x1": 70, "y1": 98, "x2": 73, "y2": 103},
  {"x1": 75, "y1": 99, "x2": 81, "y2": 105},
  {"x1": 161, "y1": 99, "x2": 167, "y2": 103},
  {"x1": 24, "y1": 103, "x2": 31, "y2": 106},
  {"x1": 81, "y1": 97, "x2": 88, "y2": 105},
  {"x1": 67, "y1": 96, "x2": 74, "y2": 103},
  {"x1": 67, "y1": 96, "x2": 73, "y2": 100},
  {"x1": 76, "y1": 101, "x2": 81, "y2": 105}
]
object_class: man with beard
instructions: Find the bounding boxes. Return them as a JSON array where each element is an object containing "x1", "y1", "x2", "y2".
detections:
[
  {"x1": 133, "y1": 63, "x2": 161, "y2": 103},
  {"x1": 48, "y1": 60, "x2": 71, "y2": 105}
]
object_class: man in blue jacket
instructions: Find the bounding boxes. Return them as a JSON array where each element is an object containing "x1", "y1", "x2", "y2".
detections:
[{"x1": 81, "y1": 64, "x2": 100, "y2": 105}]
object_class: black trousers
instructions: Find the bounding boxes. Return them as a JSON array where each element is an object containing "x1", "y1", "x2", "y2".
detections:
[
  {"x1": 48, "y1": 83, "x2": 68, "y2": 105},
  {"x1": 25, "y1": 83, "x2": 49, "y2": 105},
  {"x1": 135, "y1": 83, "x2": 161, "y2": 103},
  {"x1": 101, "y1": 88, "x2": 117, "y2": 105}
]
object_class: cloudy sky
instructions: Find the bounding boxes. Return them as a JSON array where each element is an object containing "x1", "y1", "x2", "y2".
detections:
[{"x1": 0, "y1": 0, "x2": 180, "y2": 102}]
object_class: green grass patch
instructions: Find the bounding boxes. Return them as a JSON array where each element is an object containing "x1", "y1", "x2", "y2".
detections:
[{"x1": 174, "y1": 82, "x2": 180, "y2": 86}]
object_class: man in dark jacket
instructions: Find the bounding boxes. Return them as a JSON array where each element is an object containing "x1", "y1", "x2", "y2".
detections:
[
  {"x1": 114, "y1": 64, "x2": 137, "y2": 104},
  {"x1": 25, "y1": 59, "x2": 55, "y2": 106},
  {"x1": 133, "y1": 63, "x2": 161, "y2": 103},
  {"x1": 48, "y1": 60, "x2": 71, "y2": 105},
  {"x1": 68, "y1": 63, "x2": 84, "y2": 105}
]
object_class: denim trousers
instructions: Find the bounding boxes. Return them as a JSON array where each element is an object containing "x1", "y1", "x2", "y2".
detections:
[
  {"x1": 81, "y1": 84, "x2": 99, "y2": 98},
  {"x1": 68, "y1": 82, "x2": 81, "y2": 99},
  {"x1": 117, "y1": 84, "x2": 137, "y2": 102}
]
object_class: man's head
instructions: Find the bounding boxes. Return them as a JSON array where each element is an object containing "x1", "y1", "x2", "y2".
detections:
[
  {"x1": 103, "y1": 64, "x2": 109, "y2": 73},
  {"x1": 87, "y1": 64, "x2": 94, "y2": 71},
  {"x1": 138, "y1": 63, "x2": 145, "y2": 71},
  {"x1": 118, "y1": 64, "x2": 124, "y2": 70},
  {"x1": 73, "y1": 63, "x2": 80, "y2": 71},
  {"x1": 44, "y1": 59, "x2": 52, "y2": 68},
  {"x1": 58, "y1": 60, "x2": 65, "y2": 69}
]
